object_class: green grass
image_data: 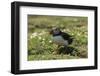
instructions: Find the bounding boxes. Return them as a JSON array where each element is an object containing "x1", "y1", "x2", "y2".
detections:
[
  {"x1": 28, "y1": 15, "x2": 88, "y2": 61},
  {"x1": 28, "y1": 54, "x2": 79, "y2": 60}
]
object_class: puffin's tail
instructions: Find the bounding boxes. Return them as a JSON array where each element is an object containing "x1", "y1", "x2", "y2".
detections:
[{"x1": 68, "y1": 37, "x2": 74, "y2": 44}]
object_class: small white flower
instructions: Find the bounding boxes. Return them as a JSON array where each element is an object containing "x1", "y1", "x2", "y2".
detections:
[
  {"x1": 49, "y1": 40, "x2": 52, "y2": 43},
  {"x1": 71, "y1": 33, "x2": 74, "y2": 35},
  {"x1": 38, "y1": 31, "x2": 46, "y2": 35},
  {"x1": 30, "y1": 32, "x2": 38, "y2": 39},
  {"x1": 32, "y1": 32, "x2": 38, "y2": 37},
  {"x1": 38, "y1": 36, "x2": 42, "y2": 40},
  {"x1": 63, "y1": 29, "x2": 66, "y2": 32},
  {"x1": 30, "y1": 35, "x2": 33, "y2": 39},
  {"x1": 42, "y1": 38, "x2": 45, "y2": 41},
  {"x1": 78, "y1": 33, "x2": 80, "y2": 36}
]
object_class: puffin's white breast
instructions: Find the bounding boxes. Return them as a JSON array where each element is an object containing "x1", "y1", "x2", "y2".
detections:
[{"x1": 52, "y1": 36, "x2": 68, "y2": 46}]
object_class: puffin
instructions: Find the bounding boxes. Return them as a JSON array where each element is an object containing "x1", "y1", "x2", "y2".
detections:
[{"x1": 49, "y1": 27, "x2": 73, "y2": 52}]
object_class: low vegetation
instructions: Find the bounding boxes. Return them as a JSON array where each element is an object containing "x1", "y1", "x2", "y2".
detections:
[{"x1": 28, "y1": 15, "x2": 88, "y2": 61}]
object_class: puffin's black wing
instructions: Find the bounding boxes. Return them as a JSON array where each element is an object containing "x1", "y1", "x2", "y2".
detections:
[{"x1": 61, "y1": 32, "x2": 73, "y2": 44}]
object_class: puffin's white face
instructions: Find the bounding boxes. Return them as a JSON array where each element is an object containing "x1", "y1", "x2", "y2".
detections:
[{"x1": 52, "y1": 28, "x2": 61, "y2": 35}]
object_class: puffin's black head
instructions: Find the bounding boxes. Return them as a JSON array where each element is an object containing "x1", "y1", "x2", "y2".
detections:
[{"x1": 49, "y1": 27, "x2": 61, "y2": 36}]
